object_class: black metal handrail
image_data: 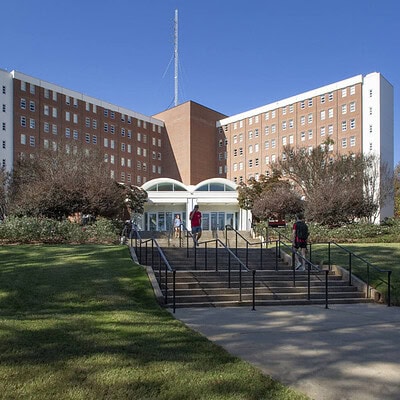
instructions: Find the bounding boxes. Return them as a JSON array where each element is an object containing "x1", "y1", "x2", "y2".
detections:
[
  {"x1": 323, "y1": 241, "x2": 392, "y2": 306},
  {"x1": 267, "y1": 227, "x2": 328, "y2": 308},
  {"x1": 224, "y1": 224, "x2": 267, "y2": 269},
  {"x1": 131, "y1": 227, "x2": 177, "y2": 313}
]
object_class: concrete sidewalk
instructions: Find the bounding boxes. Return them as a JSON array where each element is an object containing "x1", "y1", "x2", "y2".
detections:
[{"x1": 172, "y1": 304, "x2": 400, "y2": 400}]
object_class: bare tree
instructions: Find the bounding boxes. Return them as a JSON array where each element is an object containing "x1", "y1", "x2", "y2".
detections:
[
  {"x1": 9, "y1": 140, "x2": 125, "y2": 220},
  {"x1": 274, "y1": 144, "x2": 387, "y2": 225}
]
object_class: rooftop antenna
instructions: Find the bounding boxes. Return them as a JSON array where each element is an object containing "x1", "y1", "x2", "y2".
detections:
[{"x1": 174, "y1": 9, "x2": 179, "y2": 106}]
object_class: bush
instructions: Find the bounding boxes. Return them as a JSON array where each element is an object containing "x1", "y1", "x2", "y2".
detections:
[
  {"x1": 0, "y1": 216, "x2": 119, "y2": 244},
  {"x1": 261, "y1": 218, "x2": 400, "y2": 243}
]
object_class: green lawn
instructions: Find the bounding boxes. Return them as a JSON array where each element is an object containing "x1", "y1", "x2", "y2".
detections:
[
  {"x1": 309, "y1": 243, "x2": 400, "y2": 305},
  {"x1": 0, "y1": 245, "x2": 308, "y2": 400}
]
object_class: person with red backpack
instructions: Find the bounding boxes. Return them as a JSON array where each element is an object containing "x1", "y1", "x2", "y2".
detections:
[{"x1": 292, "y1": 213, "x2": 309, "y2": 271}]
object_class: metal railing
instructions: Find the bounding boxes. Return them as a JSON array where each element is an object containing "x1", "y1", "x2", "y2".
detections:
[
  {"x1": 224, "y1": 224, "x2": 268, "y2": 269},
  {"x1": 131, "y1": 227, "x2": 177, "y2": 313},
  {"x1": 268, "y1": 227, "x2": 329, "y2": 308},
  {"x1": 322, "y1": 242, "x2": 392, "y2": 306}
]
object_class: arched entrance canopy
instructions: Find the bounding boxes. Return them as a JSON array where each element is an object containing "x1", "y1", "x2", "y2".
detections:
[{"x1": 140, "y1": 178, "x2": 249, "y2": 232}]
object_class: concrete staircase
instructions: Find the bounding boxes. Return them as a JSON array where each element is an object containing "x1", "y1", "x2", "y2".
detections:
[{"x1": 135, "y1": 230, "x2": 374, "y2": 308}]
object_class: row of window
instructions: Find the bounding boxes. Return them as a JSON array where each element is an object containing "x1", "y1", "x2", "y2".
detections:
[
  {"x1": 231, "y1": 86, "x2": 359, "y2": 130},
  {"x1": 19, "y1": 85, "x2": 163, "y2": 133},
  {"x1": 232, "y1": 136, "x2": 358, "y2": 174}
]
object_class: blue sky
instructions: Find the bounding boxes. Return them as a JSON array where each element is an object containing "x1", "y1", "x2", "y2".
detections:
[{"x1": 2, "y1": 0, "x2": 399, "y2": 166}]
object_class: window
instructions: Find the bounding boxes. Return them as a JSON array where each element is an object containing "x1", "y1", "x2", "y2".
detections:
[
  {"x1": 104, "y1": 109, "x2": 108, "y2": 117},
  {"x1": 21, "y1": 81, "x2": 26, "y2": 91},
  {"x1": 239, "y1": 147, "x2": 243, "y2": 156},
  {"x1": 121, "y1": 143, "x2": 126, "y2": 152},
  {"x1": 350, "y1": 136, "x2": 356, "y2": 147},
  {"x1": 44, "y1": 122, "x2": 49, "y2": 133},
  {"x1": 289, "y1": 119, "x2": 294, "y2": 128},
  {"x1": 300, "y1": 101, "x2": 305, "y2": 109},
  {"x1": 73, "y1": 98, "x2": 78, "y2": 108},
  {"x1": 110, "y1": 140, "x2": 115, "y2": 149},
  {"x1": 248, "y1": 117, "x2": 253, "y2": 125},
  {"x1": 85, "y1": 117, "x2": 90, "y2": 127},
  {"x1": 52, "y1": 124, "x2": 57, "y2": 134},
  {"x1": 264, "y1": 126, "x2": 269, "y2": 135},
  {"x1": 110, "y1": 111, "x2": 115, "y2": 119},
  {"x1": 254, "y1": 128, "x2": 259, "y2": 138},
  {"x1": 350, "y1": 86, "x2": 355, "y2": 95},
  {"x1": 30, "y1": 84, "x2": 35, "y2": 94},
  {"x1": 233, "y1": 135, "x2": 238, "y2": 143},
  {"x1": 300, "y1": 116, "x2": 305, "y2": 125},
  {"x1": 52, "y1": 91, "x2": 57, "y2": 101},
  {"x1": 29, "y1": 101, "x2": 35, "y2": 112},
  {"x1": 289, "y1": 104, "x2": 294, "y2": 113},
  {"x1": 92, "y1": 119, "x2": 97, "y2": 129},
  {"x1": 248, "y1": 145, "x2": 253, "y2": 154},
  {"x1": 320, "y1": 126, "x2": 326, "y2": 136},
  {"x1": 20, "y1": 134, "x2": 26, "y2": 145},
  {"x1": 29, "y1": 136, "x2": 35, "y2": 147},
  {"x1": 92, "y1": 135, "x2": 97, "y2": 144},
  {"x1": 341, "y1": 88, "x2": 347, "y2": 97},
  {"x1": 264, "y1": 141, "x2": 269, "y2": 150},
  {"x1": 282, "y1": 136, "x2": 287, "y2": 145},
  {"x1": 110, "y1": 125, "x2": 115, "y2": 134},
  {"x1": 301, "y1": 131, "x2": 305, "y2": 141},
  {"x1": 328, "y1": 125, "x2": 333, "y2": 135},
  {"x1": 254, "y1": 143, "x2": 259, "y2": 152},
  {"x1": 271, "y1": 124, "x2": 276, "y2": 133},
  {"x1": 341, "y1": 104, "x2": 347, "y2": 114},
  {"x1": 342, "y1": 121, "x2": 347, "y2": 131},
  {"x1": 308, "y1": 130, "x2": 313, "y2": 139},
  {"x1": 248, "y1": 131, "x2": 253, "y2": 139},
  {"x1": 20, "y1": 98, "x2": 26, "y2": 109},
  {"x1": 342, "y1": 138, "x2": 347, "y2": 148},
  {"x1": 308, "y1": 98, "x2": 313, "y2": 107},
  {"x1": 328, "y1": 92, "x2": 333, "y2": 101},
  {"x1": 248, "y1": 160, "x2": 253, "y2": 168},
  {"x1": 350, "y1": 119, "x2": 355, "y2": 129},
  {"x1": 20, "y1": 116, "x2": 26, "y2": 127},
  {"x1": 271, "y1": 110, "x2": 276, "y2": 118},
  {"x1": 104, "y1": 123, "x2": 108, "y2": 132},
  {"x1": 328, "y1": 108, "x2": 333, "y2": 118},
  {"x1": 308, "y1": 113, "x2": 313, "y2": 124},
  {"x1": 320, "y1": 110, "x2": 326, "y2": 120},
  {"x1": 52, "y1": 108, "x2": 57, "y2": 118},
  {"x1": 65, "y1": 128, "x2": 70, "y2": 138},
  {"x1": 282, "y1": 121, "x2": 287, "y2": 130},
  {"x1": 104, "y1": 138, "x2": 108, "y2": 147},
  {"x1": 2, "y1": 85, "x2": 6, "y2": 94},
  {"x1": 239, "y1": 133, "x2": 243, "y2": 142},
  {"x1": 320, "y1": 95, "x2": 325, "y2": 104},
  {"x1": 65, "y1": 111, "x2": 70, "y2": 121},
  {"x1": 271, "y1": 139, "x2": 276, "y2": 148},
  {"x1": 350, "y1": 102, "x2": 356, "y2": 112},
  {"x1": 282, "y1": 106, "x2": 287, "y2": 115},
  {"x1": 2, "y1": 122, "x2": 6, "y2": 131},
  {"x1": 73, "y1": 130, "x2": 78, "y2": 140},
  {"x1": 65, "y1": 96, "x2": 70, "y2": 105},
  {"x1": 73, "y1": 114, "x2": 78, "y2": 124},
  {"x1": 289, "y1": 134, "x2": 294, "y2": 144},
  {"x1": 85, "y1": 133, "x2": 90, "y2": 143},
  {"x1": 265, "y1": 112, "x2": 269, "y2": 120}
]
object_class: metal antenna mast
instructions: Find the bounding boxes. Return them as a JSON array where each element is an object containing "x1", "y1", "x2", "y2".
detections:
[{"x1": 174, "y1": 9, "x2": 179, "y2": 107}]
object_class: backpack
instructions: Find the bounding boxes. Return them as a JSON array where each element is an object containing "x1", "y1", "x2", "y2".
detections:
[{"x1": 296, "y1": 220, "x2": 309, "y2": 241}]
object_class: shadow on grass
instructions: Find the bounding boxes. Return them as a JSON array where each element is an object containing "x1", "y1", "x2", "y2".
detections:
[{"x1": 0, "y1": 245, "x2": 300, "y2": 400}]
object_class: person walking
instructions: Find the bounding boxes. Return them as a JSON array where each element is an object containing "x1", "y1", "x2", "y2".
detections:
[
  {"x1": 292, "y1": 213, "x2": 309, "y2": 271},
  {"x1": 189, "y1": 205, "x2": 202, "y2": 246},
  {"x1": 173, "y1": 214, "x2": 181, "y2": 238}
]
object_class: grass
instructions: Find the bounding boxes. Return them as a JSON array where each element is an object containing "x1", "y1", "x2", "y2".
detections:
[
  {"x1": 309, "y1": 243, "x2": 400, "y2": 305},
  {"x1": 0, "y1": 244, "x2": 308, "y2": 400}
]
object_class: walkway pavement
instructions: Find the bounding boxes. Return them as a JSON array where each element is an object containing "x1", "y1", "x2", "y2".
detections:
[{"x1": 172, "y1": 303, "x2": 400, "y2": 400}]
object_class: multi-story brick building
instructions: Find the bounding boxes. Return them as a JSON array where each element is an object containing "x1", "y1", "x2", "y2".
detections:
[{"x1": 0, "y1": 69, "x2": 394, "y2": 227}]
